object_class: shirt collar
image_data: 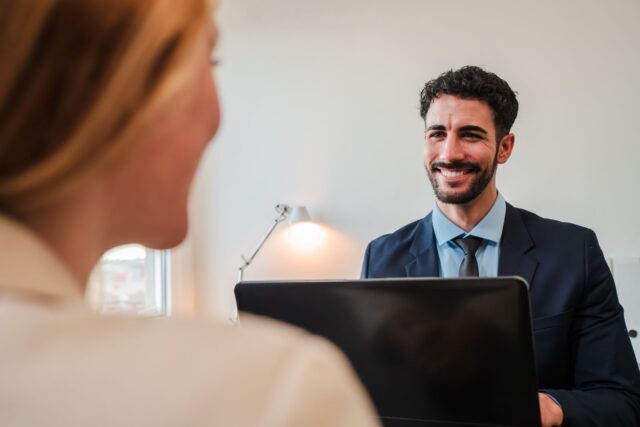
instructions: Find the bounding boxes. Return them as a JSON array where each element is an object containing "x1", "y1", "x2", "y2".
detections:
[
  {"x1": 432, "y1": 192, "x2": 506, "y2": 246},
  {"x1": 0, "y1": 213, "x2": 82, "y2": 301}
]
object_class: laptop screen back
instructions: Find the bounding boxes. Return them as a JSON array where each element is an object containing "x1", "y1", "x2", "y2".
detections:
[{"x1": 235, "y1": 277, "x2": 540, "y2": 427}]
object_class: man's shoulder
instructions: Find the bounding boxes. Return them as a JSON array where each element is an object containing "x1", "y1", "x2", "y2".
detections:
[
  {"x1": 367, "y1": 215, "x2": 429, "y2": 252},
  {"x1": 362, "y1": 216, "x2": 431, "y2": 278},
  {"x1": 510, "y1": 204, "x2": 595, "y2": 239}
]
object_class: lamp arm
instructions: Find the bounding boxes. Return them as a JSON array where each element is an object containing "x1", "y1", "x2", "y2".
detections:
[{"x1": 237, "y1": 205, "x2": 289, "y2": 282}]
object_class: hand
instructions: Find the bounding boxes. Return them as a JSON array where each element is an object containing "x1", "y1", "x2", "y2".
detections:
[{"x1": 539, "y1": 392, "x2": 564, "y2": 427}]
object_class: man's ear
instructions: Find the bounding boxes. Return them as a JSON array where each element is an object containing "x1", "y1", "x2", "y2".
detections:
[{"x1": 497, "y1": 133, "x2": 515, "y2": 164}]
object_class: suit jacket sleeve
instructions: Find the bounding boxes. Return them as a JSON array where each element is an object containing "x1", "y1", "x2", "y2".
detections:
[
  {"x1": 360, "y1": 242, "x2": 372, "y2": 279},
  {"x1": 542, "y1": 230, "x2": 640, "y2": 426}
]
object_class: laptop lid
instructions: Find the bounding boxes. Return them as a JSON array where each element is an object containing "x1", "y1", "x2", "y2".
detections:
[{"x1": 235, "y1": 277, "x2": 540, "y2": 427}]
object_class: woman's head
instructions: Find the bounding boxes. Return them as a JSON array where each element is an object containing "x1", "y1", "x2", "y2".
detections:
[{"x1": 0, "y1": 0, "x2": 219, "y2": 248}]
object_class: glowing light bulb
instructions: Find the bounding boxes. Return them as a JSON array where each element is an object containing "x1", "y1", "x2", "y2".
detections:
[{"x1": 287, "y1": 222, "x2": 325, "y2": 251}]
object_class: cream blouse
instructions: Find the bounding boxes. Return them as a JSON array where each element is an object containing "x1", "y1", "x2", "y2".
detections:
[{"x1": 0, "y1": 215, "x2": 379, "y2": 427}]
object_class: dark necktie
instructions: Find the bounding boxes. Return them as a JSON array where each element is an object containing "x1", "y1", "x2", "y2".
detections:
[{"x1": 454, "y1": 236, "x2": 483, "y2": 277}]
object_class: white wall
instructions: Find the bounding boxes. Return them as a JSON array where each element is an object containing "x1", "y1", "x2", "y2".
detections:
[{"x1": 183, "y1": 0, "x2": 640, "y2": 319}]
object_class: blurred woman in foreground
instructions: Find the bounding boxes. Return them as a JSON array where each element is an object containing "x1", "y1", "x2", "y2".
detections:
[{"x1": 0, "y1": 1, "x2": 377, "y2": 425}]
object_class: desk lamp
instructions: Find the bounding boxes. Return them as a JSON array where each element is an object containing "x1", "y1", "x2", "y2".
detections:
[{"x1": 237, "y1": 204, "x2": 311, "y2": 283}]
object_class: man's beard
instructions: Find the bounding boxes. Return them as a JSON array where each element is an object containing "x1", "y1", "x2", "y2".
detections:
[{"x1": 425, "y1": 153, "x2": 498, "y2": 205}]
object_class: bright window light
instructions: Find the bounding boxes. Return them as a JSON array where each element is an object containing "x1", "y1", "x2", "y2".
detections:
[{"x1": 87, "y1": 244, "x2": 170, "y2": 316}]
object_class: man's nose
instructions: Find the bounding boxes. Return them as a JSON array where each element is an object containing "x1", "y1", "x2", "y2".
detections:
[{"x1": 439, "y1": 136, "x2": 465, "y2": 163}]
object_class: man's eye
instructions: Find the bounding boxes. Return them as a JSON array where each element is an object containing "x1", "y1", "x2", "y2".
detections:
[
  {"x1": 429, "y1": 132, "x2": 445, "y2": 139},
  {"x1": 462, "y1": 133, "x2": 482, "y2": 140}
]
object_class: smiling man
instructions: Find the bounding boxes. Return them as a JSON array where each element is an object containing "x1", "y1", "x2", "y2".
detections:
[{"x1": 361, "y1": 66, "x2": 640, "y2": 426}]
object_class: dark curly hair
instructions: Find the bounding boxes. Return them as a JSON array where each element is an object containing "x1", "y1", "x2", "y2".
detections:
[{"x1": 419, "y1": 66, "x2": 518, "y2": 141}]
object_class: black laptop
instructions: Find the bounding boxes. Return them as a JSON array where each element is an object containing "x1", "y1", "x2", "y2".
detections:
[{"x1": 235, "y1": 277, "x2": 541, "y2": 427}]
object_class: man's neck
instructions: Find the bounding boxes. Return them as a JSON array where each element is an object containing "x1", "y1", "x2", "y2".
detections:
[{"x1": 436, "y1": 187, "x2": 498, "y2": 232}]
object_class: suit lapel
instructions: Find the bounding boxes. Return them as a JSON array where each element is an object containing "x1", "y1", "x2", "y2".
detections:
[
  {"x1": 404, "y1": 206, "x2": 538, "y2": 284},
  {"x1": 498, "y1": 204, "x2": 538, "y2": 289},
  {"x1": 405, "y1": 214, "x2": 440, "y2": 277}
]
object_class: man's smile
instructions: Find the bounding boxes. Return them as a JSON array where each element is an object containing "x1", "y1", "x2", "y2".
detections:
[
  {"x1": 437, "y1": 168, "x2": 474, "y2": 178},
  {"x1": 430, "y1": 162, "x2": 481, "y2": 183}
]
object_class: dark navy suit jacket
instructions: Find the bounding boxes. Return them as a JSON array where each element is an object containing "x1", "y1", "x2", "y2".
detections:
[{"x1": 361, "y1": 203, "x2": 640, "y2": 426}]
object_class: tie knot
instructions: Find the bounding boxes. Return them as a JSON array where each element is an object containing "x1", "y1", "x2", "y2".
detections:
[{"x1": 454, "y1": 236, "x2": 483, "y2": 255}]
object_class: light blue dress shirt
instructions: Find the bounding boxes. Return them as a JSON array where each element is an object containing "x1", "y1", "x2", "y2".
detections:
[{"x1": 431, "y1": 193, "x2": 506, "y2": 277}]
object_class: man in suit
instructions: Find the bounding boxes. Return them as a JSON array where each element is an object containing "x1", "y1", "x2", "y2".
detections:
[{"x1": 361, "y1": 66, "x2": 640, "y2": 426}]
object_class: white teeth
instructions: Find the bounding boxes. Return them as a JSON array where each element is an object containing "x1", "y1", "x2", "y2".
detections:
[{"x1": 440, "y1": 169, "x2": 466, "y2": 178}]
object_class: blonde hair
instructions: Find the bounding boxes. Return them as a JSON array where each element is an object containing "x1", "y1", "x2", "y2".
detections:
[{"x1": 0, "y1": 0, "x2": 213, "y2": 212}]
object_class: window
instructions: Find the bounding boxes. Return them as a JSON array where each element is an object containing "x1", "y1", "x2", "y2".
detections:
[{"x1": 86, "y1": 245, "x2": 171, "y2": 316}]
